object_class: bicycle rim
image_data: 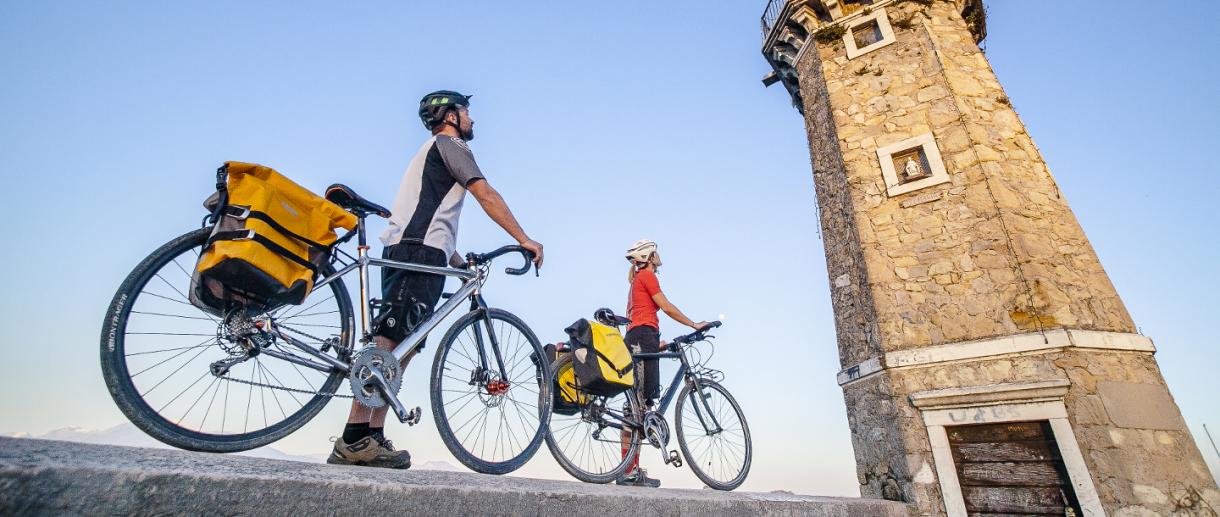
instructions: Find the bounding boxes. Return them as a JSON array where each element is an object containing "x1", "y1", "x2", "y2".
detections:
[
  {"x1": 100, "y1": 227, "x2": 353, "y2": 452},
  {"x1": 430, "y1": 308, "x2": 552, "y2": 474},
  {"x1": 543, "y1": 354, "x2": 641, "y2": 483},
  {"x1": 676, "y1": 380, "x2": 752, "y2": 490}
]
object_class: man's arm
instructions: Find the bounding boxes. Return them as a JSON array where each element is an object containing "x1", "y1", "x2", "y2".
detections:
[
  {"x1": 467, "y1": 179, "x2": 544, "y2": 267},
  {"x1": 651, "y1": 292, "x2": 707, "y2": 330}
]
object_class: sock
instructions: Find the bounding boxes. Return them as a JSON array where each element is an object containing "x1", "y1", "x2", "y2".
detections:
[
  {"x1": 369, "y1": 426, "x2": 385, "y2": 438},
  {"x1": 342, "y1": 422, "x2": 370, "y2": 443}
]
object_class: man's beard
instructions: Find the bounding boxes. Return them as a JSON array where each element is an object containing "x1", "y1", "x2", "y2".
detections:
[{"x1": 461, "y1": 125, "x2": 475, "y2": 141}]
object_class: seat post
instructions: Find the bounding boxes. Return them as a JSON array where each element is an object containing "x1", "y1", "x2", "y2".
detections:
[{"x1": 355, "y1": 215, "x2": 372, "y2": 345}]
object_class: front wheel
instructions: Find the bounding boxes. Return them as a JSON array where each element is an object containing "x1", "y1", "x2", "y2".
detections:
[
  {"x1": 675, "y1": 380, "x2": 752, "y2": 490},
  {"x1": 430, "y1": 308, "x2": 552, "y2": 475}
]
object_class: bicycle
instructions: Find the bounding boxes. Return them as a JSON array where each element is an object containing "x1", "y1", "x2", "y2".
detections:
[
  {"x1": 100, "y1": 181, "x2": 553, "y2": 475},
  {"x1": 543, "y1": 312, "x2": 752, "y2": 490}
]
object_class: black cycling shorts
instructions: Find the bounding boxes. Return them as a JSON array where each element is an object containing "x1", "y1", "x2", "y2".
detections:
[
  {"x1": 625, "y1": 325, "x2": 661, "y2": 402},
  {"x1": 373, "y1": 243, "x2": 447, "y2": 344}
]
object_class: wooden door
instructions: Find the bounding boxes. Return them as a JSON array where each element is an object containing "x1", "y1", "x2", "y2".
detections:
[{"x1": 947, "y1": 421, "x2": 1082, "y2": 516}]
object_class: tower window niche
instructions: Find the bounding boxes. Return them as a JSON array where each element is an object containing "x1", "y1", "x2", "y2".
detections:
[
  {"x1": 877, "y1": 133, "x2": 950, "y2": 197},
  {"x1": 844, "y1": 8, "x2": 896, "y2": 59}
]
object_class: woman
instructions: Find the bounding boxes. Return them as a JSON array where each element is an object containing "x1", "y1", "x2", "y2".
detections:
[{"x1": 618, "y1": 239, "x2": 710, "y2": 487}]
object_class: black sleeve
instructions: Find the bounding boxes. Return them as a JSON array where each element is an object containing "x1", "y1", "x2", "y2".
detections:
[{"x1": 435, "y1": 136, "x2": 486, "y2": 187}]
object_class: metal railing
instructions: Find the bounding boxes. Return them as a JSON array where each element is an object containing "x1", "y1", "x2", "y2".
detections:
[{"x1": 761, "y1": 0, "x2": 784, "y2": 42}]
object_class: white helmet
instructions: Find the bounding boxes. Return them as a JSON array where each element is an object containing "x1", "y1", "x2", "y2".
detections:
[{"x1": 625, "y1": 239, "x2": 657, "y2": 264}]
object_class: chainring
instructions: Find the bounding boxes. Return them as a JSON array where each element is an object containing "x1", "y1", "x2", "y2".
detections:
[
  {"x1": 643, "y1": 411, "x2": 670, "y2": 448},
  {"x1": 348, "y1": 347, "x2": 402, "y2": 408}
]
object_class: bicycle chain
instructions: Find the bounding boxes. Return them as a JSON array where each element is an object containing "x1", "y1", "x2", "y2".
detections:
[
  {"x1": 217, "y1": 374, "x2": 353, "y2": 399},
  {"x1": 214, "y1": 321, "x2": 355, "y2": 399}
]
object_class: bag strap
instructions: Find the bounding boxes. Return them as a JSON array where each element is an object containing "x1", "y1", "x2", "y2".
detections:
[
  {"x1": 209, "y1": 230, "x2": 319, "y2": 275},
  {"x1": 222, "y1": 205, "x2": 329, "y2": 250},
  {"x1": 591, "y1": 348, "x2": 635, "y2": 377}
]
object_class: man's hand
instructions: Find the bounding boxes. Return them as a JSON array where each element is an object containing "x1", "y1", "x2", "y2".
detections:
[
  {"x1": 519, "y1": 239, "x2": 544, "y2": 269},
  {"x1": 692, "y1": 321, "x2": 711, "y2": 331}
]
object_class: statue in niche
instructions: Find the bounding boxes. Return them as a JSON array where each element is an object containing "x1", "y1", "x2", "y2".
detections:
[
  {"x1": 890, "y1": 147, "x2": 932, "y2": 186},
  {"x1": 902, "y1": 156, "x2": 924, "y2": 180}
]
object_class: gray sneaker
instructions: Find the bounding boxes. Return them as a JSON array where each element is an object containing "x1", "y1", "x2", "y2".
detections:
[
  {"x1": 327, "y1": 433, "x2": 411, "y2": 469},
  {"x1": 616, "y1": 467, "x2": 661, "y2": 488}
]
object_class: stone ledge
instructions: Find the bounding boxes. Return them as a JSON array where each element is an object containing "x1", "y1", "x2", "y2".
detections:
[{"x1": 0, "y1": 437, "x2": 913, "y2": 517}]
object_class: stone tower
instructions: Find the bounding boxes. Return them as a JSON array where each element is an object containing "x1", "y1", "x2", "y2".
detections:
[{"x1": 759, "y1": 1, "x2": 1218, "y2": 515}]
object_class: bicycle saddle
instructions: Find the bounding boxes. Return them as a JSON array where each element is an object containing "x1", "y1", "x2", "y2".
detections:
[{"x1": 325, "y1": 184, "x2": 391, "y2": 218}]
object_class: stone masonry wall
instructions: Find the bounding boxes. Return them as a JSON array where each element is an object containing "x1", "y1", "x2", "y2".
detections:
[
  {"x1": 795, "y1": 27, "x2": 885, "y2": 369},
  {"x1": 873, "y1": 349, "x2": 1220, "y2": 515},
  {"x1": 800, "y1": 0, "x2": 1135, "y2": 357},
  {"x1": 788, "y1": 0, "x2": 1219, "y2": 515}
]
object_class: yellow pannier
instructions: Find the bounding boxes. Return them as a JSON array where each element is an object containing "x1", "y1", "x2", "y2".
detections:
[
  {"x1": 190, "y1": 162, "x2": 357, "y2": 314},
  {"x1": 565, "y1": 319, "x2": 635, "y2": 397}
]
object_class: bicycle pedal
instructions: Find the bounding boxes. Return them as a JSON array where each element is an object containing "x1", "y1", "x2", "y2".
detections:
[
  {"x1": 405, "y1": 406, "x2": 422, "y2": 426},
  {"x1": 665, "y1": 450, "x2": 683, "y2": 468}
]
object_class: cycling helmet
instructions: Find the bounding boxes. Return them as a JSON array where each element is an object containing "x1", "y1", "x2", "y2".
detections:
[
  {"x1": 625, "y1": 240, "x2": 657, "y2": 264},
  {"x1": 419, "y1": 90, "x2": 472, "y2": 130}
]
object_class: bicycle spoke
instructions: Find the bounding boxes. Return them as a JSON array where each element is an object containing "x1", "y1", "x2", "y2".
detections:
[
  {"x1": 177, "y1": 375, "x2": 220, "y2": 426},
  {"x1": 130, "y1": 310, "x2": 216, "y2": 322}
]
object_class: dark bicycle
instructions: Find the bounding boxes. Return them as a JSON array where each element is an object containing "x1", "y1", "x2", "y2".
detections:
[
  {"x1": 100, "y1": 182, "x2": 552, "y2": 475},
  {"x1": 544, "y1": 311, "x2": 752, "y2": 490}
]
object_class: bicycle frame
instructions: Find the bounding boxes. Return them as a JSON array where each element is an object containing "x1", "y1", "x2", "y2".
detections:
[
  {"x1": 269, "y1": 215, "x2": 503, "y2": 377},
  {"x1": 633, "y1": 343, "x2": 725, "y2": 436}
]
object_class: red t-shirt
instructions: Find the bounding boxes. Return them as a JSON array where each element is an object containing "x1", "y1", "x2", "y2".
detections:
[{"x1": 627, "y1": 268, "x2": 662, "y2": 331}]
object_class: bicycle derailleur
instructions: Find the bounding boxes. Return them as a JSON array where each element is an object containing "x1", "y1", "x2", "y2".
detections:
[{"x1": 210, "y1": 309, "x2": 272, "y2": 377}]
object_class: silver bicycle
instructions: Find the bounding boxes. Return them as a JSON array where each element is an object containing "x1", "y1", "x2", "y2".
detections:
[{"x1": 100, "y1": 182, "x2": 552, "y2": 475}]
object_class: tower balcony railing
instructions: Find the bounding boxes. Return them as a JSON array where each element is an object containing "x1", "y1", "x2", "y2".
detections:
[{"x1": 761, "y1": 0, "x2": 785, "y2": 42}]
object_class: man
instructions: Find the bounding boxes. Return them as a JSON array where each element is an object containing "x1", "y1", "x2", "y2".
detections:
[
  {"x1": 328, "y1": 90, "x2": 544, "y2": 468},
  {"x1": 618, "y1": 239, "x2": 709, "y2": 487}
]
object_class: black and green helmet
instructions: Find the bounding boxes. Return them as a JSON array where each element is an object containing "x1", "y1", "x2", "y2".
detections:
[{"x1": 418, "y1": 90, "x2": 472, "y2": 130}]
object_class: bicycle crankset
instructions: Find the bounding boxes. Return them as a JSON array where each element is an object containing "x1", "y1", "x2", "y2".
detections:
[
  {"x1": 349, "y1": 347, "x2": 402, "y2": 409},
  {"x1": 643, "y1": 411, "x2": 670, "y2": 448}
]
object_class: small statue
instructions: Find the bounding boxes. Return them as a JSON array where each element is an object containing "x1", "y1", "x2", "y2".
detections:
[{"x1": 902, "y1": 156, "x2": 925, "y2": 180}]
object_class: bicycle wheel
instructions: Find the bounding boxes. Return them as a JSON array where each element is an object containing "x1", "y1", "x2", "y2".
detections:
[
  {"x1": 100, "y1": 227, "x2": 354, "y2": 452},
  {"x1": 675, "y1": 380, "x2": 752, "y2": 490},
  {"x1": 430, "y1": 308, "x2": 552, "y2": 474},
  {"x1": 544, "y1": 354, "x2": 641, "y2": 483}
]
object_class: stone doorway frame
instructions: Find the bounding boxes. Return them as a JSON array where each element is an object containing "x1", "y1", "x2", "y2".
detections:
[{"x1": 910, "y1": 379, "x2": 1106, "y2": 517}]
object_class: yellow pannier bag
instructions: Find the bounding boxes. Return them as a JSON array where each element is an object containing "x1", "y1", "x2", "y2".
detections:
[
  {"x1": 190, "y1": 162, "x2": 357, "y2": 315},
  {"x1": 565, "y1": 319, "x2": 635, "y2": 397}
]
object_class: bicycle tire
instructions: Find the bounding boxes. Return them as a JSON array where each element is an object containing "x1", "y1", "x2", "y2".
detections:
[
  {"x1": 675, "y1": 380, "x2": 752, "y2": 490},
  {"x1": 100, "y1": 227, "x2": 353, "y2": 452},
  {"x1": 543, "y1": 353, "x2": 641, "y2": 483},
  {"x1": 430, "y1": 308, "x2": 552, "y2": 474}
]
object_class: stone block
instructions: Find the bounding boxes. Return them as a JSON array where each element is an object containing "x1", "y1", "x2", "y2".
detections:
[{"x1": 1097, "y1": 381, "x2": 1186, "y2": 431}]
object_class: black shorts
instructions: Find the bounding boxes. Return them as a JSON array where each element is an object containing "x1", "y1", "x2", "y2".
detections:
[
  {"x1": 373, "y1": 243, "x2": 447, "y2": 344},
  {"x1": 625, "y1": 325, "x2": 661, "y2": 402}
]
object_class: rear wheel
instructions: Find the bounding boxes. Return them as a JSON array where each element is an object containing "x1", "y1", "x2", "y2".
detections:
[
  {"x1": 100, "y1": 228, "x2": 354, "y2": 452},
  {"x1": 430, "y1": 308, "x2": 552, "y2": 474},
  {"x1": 544, "y1": 354, "x2": 641, "y2": 484},
  {"x1": 675, "y1": 380, "x2": 752, "y2": 490}
]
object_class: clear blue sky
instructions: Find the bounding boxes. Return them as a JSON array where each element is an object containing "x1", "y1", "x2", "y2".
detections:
[{"x1": 1, "y1": 1, "x2": 1217, "y2": 494}]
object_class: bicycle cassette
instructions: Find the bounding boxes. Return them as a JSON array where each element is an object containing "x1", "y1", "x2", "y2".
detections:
[{"x1": 349, "y1": 347, "x2": 402, "y2": 409}]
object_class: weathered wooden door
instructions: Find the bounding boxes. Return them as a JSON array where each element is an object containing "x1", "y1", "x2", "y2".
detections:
[{"x1": 947, "y1": 421, "x2": 1082, "y2": 516}]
